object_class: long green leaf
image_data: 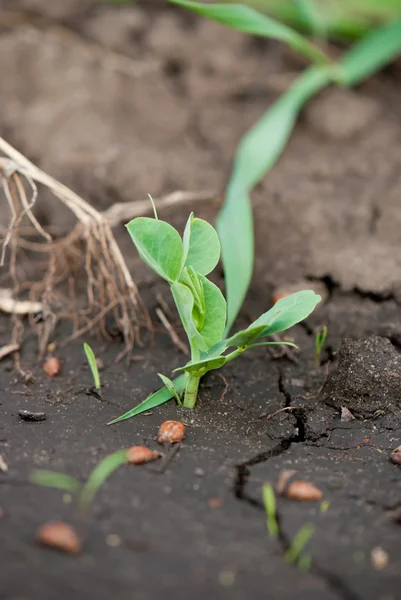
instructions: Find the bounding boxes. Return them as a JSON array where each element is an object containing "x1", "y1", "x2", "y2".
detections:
[
  {"x1": 218, "y1": 66, "x2": 330, "y2": 332},
  {"x1": 79, "y1": 449, "x2": 128, "y2": 509},
  {"x1": 169, "y1": 0, "x2": 330, "y2": 64},
  {"x1": 30, "y1": 470, "x2": 80, "y2": 493},
  {"x1": 339, "y1": 17, "x2": 401, "y2": 84},
  {"x1": 107, "y1": 373, "x2": 188, "y2": 424}
]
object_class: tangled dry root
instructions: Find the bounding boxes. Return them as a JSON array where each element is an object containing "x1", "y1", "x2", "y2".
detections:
[{"x1": 0, "y1": 136, "x2": 149, "y2": 361}]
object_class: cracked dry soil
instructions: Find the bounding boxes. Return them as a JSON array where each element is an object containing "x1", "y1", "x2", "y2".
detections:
[{"x1": 1, "y1": 1, "x2": 401, "y2": 599}]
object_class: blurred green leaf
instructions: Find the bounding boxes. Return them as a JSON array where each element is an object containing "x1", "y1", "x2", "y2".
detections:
[
  {"x1": 30, "y1": 470, "x2": 80, "y2": 493},
  {"x1": 169, "y1": 0, "x2": 331, "y2": 64},
  {"x1": 79, "y1": 449, "x2": 128, "y2": 509},
  {"x1": 218, "y1": 67, "x2": 330, "y2": 332}
]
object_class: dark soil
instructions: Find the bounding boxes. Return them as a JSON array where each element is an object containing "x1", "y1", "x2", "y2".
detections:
[{"x1": 1, "y1": 2, "x2": 401, "y2": 600}]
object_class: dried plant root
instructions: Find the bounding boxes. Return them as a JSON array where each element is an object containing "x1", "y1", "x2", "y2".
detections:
[{"x1": 0, "y1": 136, "x2": 148, "y2": 360}]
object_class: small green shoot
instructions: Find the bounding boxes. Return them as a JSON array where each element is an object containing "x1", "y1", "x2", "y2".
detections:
[
  {"x1": 284, "y1": 523, "x2": 314, "y2": 569},
  {"x1": 315, "y1": 325, "x2": 328, "y2": 367},
  {"x1": 31, "y1": 449, "x2": 130, "y2": 514},
  {"x1": 320, "y1": 500, "x2": 331, "y2": 513},
  {"x1": 30, "y1": 470, "x2": 80, "y2": 494},
  {"x1": 262, "y1": 483, "x2": 279, "y2": 538},
  {"x1": 110, "y1": 212, "x2": 321, "y2": 422},
  {"x1": 83, "y1": 343, "x2": 101, "y2": 395}
]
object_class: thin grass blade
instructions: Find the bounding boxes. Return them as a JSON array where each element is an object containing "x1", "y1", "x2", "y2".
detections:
[
  {"x1": 218, "y1": 67, "x2": 330, "y2": 332},
  {"x1": 83, "y1": 343, "x2": 101, "y2": 391},
  {"x1": 107, "y1": 373, "x2": 188, "y2": 424},
  {"x1": 169, "y1": 0, "x2": 331, "y2": 64},
  {"x1": 30, "y1": 469, "x2": 80, "y2": 493},
  {"x1": 79, "y1": 449, "x2": 128, "y2": 510}
]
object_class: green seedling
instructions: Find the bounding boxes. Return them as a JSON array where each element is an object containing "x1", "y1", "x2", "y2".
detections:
[
  {"x1": 83, "y1": 343, "x2": 101, "y2": 397},
  {"x1": 314, "y1": 325, "x2": 328, "y2": 367},
  {"x1": 262, "y1": 483, "x2": 279, "y2": 538},
  {"x1": 109, "y1": 213, "x2": 321, "y2": 423},
  {"x1": 284, "y1": 523, "x2": 314, "y2": 570},
  {"x1": 31, "y1": 449, "x2": 129, "y2": 514}
]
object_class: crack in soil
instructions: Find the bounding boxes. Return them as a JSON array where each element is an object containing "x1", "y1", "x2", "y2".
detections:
[{"x1": 232, "y1": 375, "x2": 362, "y2": 600}]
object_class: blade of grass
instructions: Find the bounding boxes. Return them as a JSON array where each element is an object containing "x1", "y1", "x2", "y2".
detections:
[
  {"x1": 217, "y1": 16, "x2": 401, "y2": 332},
  {"x1": 218, "y1": 66, "x2": 331, "y2": 332},
  {"x1": 169, "y1": 0, "x2": 331, "y2": 64},
  {"x1": 262, "y1": 483, "x2": 279, "y2": 538},
  {"x1": 284, "y1": 523, "x2": 315, "y2": 564},
  {"x1": 83, "y1": 343, "x2": 101, "y2": 391},
  {"x1": 79, "y1": 449, "x2": 128, "y2": 510},
  {"x1": 30, "y1": 470, "x2": 81, "y2": 493},
  {"x1": 107, "y1": 373, "x2": 188, "y2": 424}
]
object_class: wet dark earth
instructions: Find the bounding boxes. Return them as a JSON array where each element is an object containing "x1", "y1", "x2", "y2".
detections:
[{"x1": 1, "y1": 292, "x2": 401, "y2": 600}]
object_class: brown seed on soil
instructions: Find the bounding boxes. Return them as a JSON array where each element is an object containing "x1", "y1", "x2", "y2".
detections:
[
  {"x1": 43, "y1": 356, "x2": 61, "y2": 376},
  {"x1": 208, "y1": 497, "x2": 224, "y2": 508},
  {"x1": 157, "y1": 420, "x2": 185, "y2": 444},
  {"x1": 390, "y1": 445, "x2": 401, "y2": 465},
  {"x1": 37, "y1": 521, "x2": 82, "y2": 554},
  {"x1": 286, "y1": 480, "x2": 323, "y2": 501},
  {"x1": 126, "y1": 446, "x2": 161, "y2": 465}
]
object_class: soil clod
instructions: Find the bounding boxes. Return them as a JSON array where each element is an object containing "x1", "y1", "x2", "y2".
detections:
[{"x1": 320, "y1": 337, "x2": 401, "y2": 419}]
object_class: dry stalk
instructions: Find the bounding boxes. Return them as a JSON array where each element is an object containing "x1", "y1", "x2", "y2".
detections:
[
  {"x1": 0, "y1": 136, "x2": 148, "y2": 361},
  {"x1": 0, "y1": 137, "x2": 218, "y2": 361}
]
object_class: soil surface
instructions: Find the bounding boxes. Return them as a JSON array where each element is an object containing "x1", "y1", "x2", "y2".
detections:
[{"x1": 1, "y1": 2, "x2": 401, "y2": 600}]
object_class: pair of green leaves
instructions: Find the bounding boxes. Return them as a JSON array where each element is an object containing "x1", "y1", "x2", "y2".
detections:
[
  {"x1": 127, "y1": 214, "x2": 226, "y2": 353},
  {"x1": 109, "y1": 211, "x2": 321, "y2": 424}
]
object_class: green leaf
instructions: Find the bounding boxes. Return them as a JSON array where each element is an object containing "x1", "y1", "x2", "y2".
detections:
[
  {"x1": 174, "y1": 355, "x2": 227, "y2": 375},
  {"x1": 126, "y1": 217, "x2": 183, "y2": 283},
  {"x1": 183, "y1": 215, "x2": 221, "y2": 276},
  {"x1": 198, "y1": 276, "x2": 226, "y2": 348},
  {"x1": 218, "y1": 66, "x2": 331, "y2": 333},
  {"x1": 107, "y1": 374, "x2": 188, "y2": 424},
  {"x1": 169, "y1": 0, "x2": 331, "y2": 65},
  {"x1": 171, "y1": 281, "x2": 208, "y2": 352},
  {"x1": 263, "y1": 483, "x2": 279, "y2": 538},
  {"x1": 30, "y1": 470, "x2": 80, "y2": 493},
  {"x1": 225, "y1": 324, "x2": 267, "y2": 349},
  {"x1": 251, "y1": 290, "x2": 321, "y2": 336},
  {"x1": 83, "y1": 343, "x2": 101, "y2": 391},
  {"x1": 340, "y1": 17, "x2": 401, "y2": 85},
  {"x1": 79, "y1": 449, "x2": 128, "y2": 510},
  {"x1": 158, "y1": 373, "x2": 182, "y2": 405}
]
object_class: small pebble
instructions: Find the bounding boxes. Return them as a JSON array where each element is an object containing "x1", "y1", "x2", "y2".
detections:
[
  {"x1": 371, "y1": 546, "x2": 389, "y2": 570},
  {"x1": 43, "y1": 356, "x2": 61, "y2": 377},
  {"x1": 341, "y1": 406, "x2": 355, "y2": 422},
  {"x1": 37, "y1": 521, "x2": 82, "y2": 554},
  {"x1": 208, "y1": 497, "x2": 224, "y2": 508},
  {"x1": 194, "y1": 468, "x2": 205, "y2": 477},
  {"x1": 18, "y1": 410, "x2": 47, "y2": 422},
  {"x1": 157, "y1": 420, "x2": 185, "y2": 444},
  {"x1": 390, "y1": 445, "x2": 401, "y2": 465},
  {"x1": 126, "y1": 446, "x2": 161, "y2": 465},
  {"x1": 0, "y1": 454, "x2": 8, "y2": 473},
  {"x1": 106, "y1": 533, "x2": 121, "y2": 547}
]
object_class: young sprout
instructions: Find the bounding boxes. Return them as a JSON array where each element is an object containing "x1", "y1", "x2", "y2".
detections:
[
  {"x1": 262, "y1": 483, "x2": 279, "y2": 538},
  {"x1": 83, "y1": 343, "x2": 101, "y2": 396},
  {"x1": 315, "y1": 325, "x2": 328, "y2": 367},
  {"x1": 109, "y1": 212, "x2": 321, "y2": 423},
  {"x1": 284, "y1": 523, "x2": 314, "y2": 570}
]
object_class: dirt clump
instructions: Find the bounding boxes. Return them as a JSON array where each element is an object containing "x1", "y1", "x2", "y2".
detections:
[{"x1": 320, "y1": 336, "x2": 401, "y2": 419}]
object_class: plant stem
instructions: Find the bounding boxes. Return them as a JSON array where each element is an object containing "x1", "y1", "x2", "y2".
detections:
[{"x1": 183, "y1": 373, "x2": 201, "y2": 408}]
